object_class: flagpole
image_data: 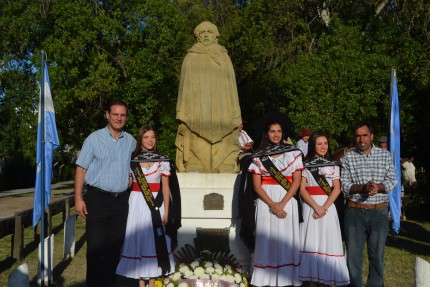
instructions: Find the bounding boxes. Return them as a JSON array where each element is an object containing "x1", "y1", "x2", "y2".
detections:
[
  {"x1": 389, "y1": 68, "x2": 402, "y2": 235},
  {"x1": 34, "y1": 51, "x2": 59, "y2": 285},
  {"x1": 40, "y1": 51, "x2": 46, "y2": 287}
]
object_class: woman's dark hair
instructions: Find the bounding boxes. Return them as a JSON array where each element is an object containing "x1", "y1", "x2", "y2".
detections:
[
  {"x1": 306, "y1": 130, "x2": 334, "y2": 160},
  {"x1": 256, "y1": 120, "x2": 284, "y2": 152},
  {"x1": 132, "y1": 125, "x2": 156, "y2": 159}
]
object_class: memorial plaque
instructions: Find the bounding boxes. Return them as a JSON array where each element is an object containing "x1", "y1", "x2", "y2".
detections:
[
  {"x1": 195, "y1": 227, "x2": 229, "y2": 253},
  {"x1": 203, "y1": 193, "x2": 224, "y2": 210}
]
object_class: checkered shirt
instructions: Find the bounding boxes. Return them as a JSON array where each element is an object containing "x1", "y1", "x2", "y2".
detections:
[{"x1": 340, "y1": 145, "x2": 397, "y2": 204}]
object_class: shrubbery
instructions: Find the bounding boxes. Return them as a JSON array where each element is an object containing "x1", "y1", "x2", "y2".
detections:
[{"x1": 405, "y1": 170, "x2": 430, "y2": 220}]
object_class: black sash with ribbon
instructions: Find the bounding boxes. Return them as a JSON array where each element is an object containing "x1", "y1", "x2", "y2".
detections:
[
  {"x1": 304, "y1": 156, "x2": 345, "y2": 239},
  {"x1": 258, "y1": 147, "x2": 304, "y2": 223},
  {"x1": 130, "y1": 151, "x2": 172, "y2": 274},
  {"x1": 304, "y1": 157, "x2": 337, "y2": 196}
]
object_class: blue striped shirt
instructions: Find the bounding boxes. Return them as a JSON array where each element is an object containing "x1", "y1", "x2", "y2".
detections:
[
  {"x1": 340, "y1": 145, "x2": 397, "y2": 204},
  {"x1": 76, "y1": 126, "x2": 136, "y2": 193}
]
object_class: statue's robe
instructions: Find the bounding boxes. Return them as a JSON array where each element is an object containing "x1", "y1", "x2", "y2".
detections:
[{"x1": 175, "y1": 42, "x2": 242, "y2": 173}]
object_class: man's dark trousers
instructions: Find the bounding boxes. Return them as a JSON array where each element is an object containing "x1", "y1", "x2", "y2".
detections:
[{"x1": 85, "y1": 189, "x2": 129, "y2": 287}]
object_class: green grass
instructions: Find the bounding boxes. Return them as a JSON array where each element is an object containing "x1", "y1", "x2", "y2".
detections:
[
  {"x1": 0, "y1": 212, "x2": 87, "y2": 286},
  {"x1": 1, "y1": 215, "x2": 430, "y2": 286},
  {"x1": 382, "y1": 220, "x2": 430, "y2": 286}
]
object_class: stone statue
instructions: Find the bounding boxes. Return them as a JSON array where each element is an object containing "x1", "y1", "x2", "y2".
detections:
[{"x1": 175, "y1": 21, "x2": 242, "y2": 173}]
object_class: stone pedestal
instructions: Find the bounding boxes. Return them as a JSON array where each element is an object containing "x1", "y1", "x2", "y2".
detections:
[{"x1": 176, "y1": 173, "x2": 251, "y2": 271}]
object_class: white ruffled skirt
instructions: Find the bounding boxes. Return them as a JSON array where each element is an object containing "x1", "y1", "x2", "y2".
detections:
[
  {"x1": 251, "y1": 185, "x2": 302, "y2": 287},
  {"x1": 116, "y1": 191, "x2": 175, "y2": 279},
  {"x1": 299, "y1": 194, "x2": 349, "y2": 285}
]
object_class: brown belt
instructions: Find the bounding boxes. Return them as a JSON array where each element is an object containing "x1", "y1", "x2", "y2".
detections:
[{"x1": 348, "y1": 201, "x2": 388, "y2": 209}]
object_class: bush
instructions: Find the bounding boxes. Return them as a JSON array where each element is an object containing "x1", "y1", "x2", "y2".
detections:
[
  {"x1": 0, "y1": 155, "x2": 35, "y2": 191},
  {"x1": 405, "y1": 170, "x2": 430, "y2": 220}
]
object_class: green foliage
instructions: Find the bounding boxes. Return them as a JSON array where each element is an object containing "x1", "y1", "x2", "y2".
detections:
[
  {"x1": 0, "y1": 68, "x2": 38, "y2": 161},
  {"x1": 2, "y1": 0, "x2": 430, "y2": 188},
  {"x1": 229, "y1": 0, "x2": 312, "y2": 118},
  {"x1": 0, "y1": 154, "x2": 35, "y2": 191},
  {"x1": 405, "y1": 169, "x2": 430, "y2": 220},
  {"x1": 33, "y1": 0, "x2": 190, "y2": 154},
  {"x1": 281, "y1": 22, "x2": 394, "y2": 145}
]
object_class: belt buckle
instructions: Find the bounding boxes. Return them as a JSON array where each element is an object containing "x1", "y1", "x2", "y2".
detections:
[
  {"x1": 113, "y1": 190, "x2": 127, "y2": 197},
  {"x1": 111, "y1": 191, "x2": 124, "y2": 197}
]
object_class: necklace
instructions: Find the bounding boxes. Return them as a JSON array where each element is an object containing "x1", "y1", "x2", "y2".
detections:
[{"x1": 146, "y1": 163, "x2": 151, "y2": 170}]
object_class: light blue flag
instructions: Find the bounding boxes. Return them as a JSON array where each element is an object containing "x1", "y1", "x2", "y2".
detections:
[
  {"x1": 389, "y1": 69, "x2": 401, "y2": 234},
  {"x1": 32, "y1": 60, "x2": 60, "y2": 228}
]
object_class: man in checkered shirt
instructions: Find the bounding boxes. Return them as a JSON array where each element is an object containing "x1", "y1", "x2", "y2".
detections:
[{"x1": 341, "y1": 120, "x2": 397, "y2": 287}]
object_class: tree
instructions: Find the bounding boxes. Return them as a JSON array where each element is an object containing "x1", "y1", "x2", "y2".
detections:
[
  {"x1": 34, "y1": 0, "x2": 191, "y2": 158},
  {"x1": 280, "y1": 21, "x2": 394, "y2": 147},
  {"x1": 0, "y1": 1, "x2": 41, "y2": 160},
  {"x1": 2, "y1": 0, "x2": 430, "y2": 189}
]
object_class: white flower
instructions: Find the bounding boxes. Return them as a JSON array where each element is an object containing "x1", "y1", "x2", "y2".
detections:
[
  {"x1": 165, "y1": 257, "x2": 248, "y2": 287},
  {"x1": 179, "y1": 265, "x2": 190, "y2": 274},
  {"x1": 194, "y1": 266, "x2": 205, "y2": 276},
  {"x1": 225, "y1": 274, "x2": 235, "y2": 283},
  {"x1": 206, "y1": 266, "x2": 215, "y2": 274},
  {"x1": 214, "y1": 263, "x2": 222, "y2": 270},
  {"x1": 190, "y1": 261, "x2": 200, "y2": 269},
  {"x1": 234, "y1": 273, "x2": 242, "y2": 283},
  {"x1": 211, "y1": 274, "x2": 220, "y2": 280},
  {"x1": 173, "y1": 272, "x2": 182, "y2": 281},
  {"x1": 215, "y1": 267, "x2": 223, "y2": 275},
  {"x1": 184, "y1": 270, "x2": 193, "y2": 278},
  {"x1": 224, "y1": 265, "x2": 233, "y2": 274}
]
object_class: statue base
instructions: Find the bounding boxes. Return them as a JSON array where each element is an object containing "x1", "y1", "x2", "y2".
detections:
[{"x1": 176, "y1": 172, "x2": 251, "y2": 271}]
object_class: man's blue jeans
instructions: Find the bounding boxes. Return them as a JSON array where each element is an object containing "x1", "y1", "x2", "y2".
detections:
[{"x1": 344, "y1": 205, "x2": 389, "y2": 287}]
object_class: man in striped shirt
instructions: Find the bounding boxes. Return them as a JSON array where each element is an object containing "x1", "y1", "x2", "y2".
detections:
[
  {"x1": 341, "y1": 120, "x2": 397, "y2": 287},
  {"x1": 74, "y1": 100, "x2": 136, "y2": 287}
]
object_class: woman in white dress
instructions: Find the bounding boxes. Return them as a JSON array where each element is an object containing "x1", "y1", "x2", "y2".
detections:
[
  {"x1": 248, "y1": 120, "x2": 303, "y2": 287},
  {"x1": 116, "y1": 126, "x2": 175, "y2": 287},
  {"x1": 299, "y1": 131, "x2": 349, "y2": 286}
]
